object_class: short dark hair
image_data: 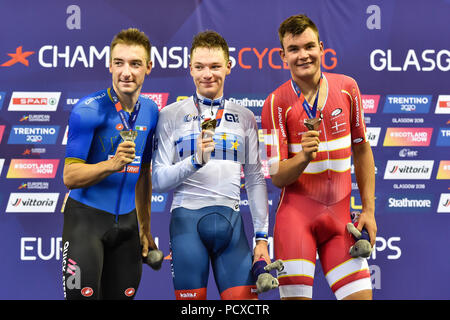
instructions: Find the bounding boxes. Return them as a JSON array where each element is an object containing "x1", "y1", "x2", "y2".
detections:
[
  {"x1": 278, "y1": 14, "x2": 320, "y2": 49},
  {"x1": 190, "y1": 30, "x2": 230, "y2": 61},
  {"x1": 110, "y1": 28, "x2": 151, "y2": 62}
]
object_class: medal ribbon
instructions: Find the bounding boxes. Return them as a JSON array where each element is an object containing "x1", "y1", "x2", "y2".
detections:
[
  {"x1": 291, "y1": 74, "x2": 322, "y2": 119},
  {"x1": 109, "y1": 87, "x2": 141, "y2": 131},
  {"x1": 193, "y1": 92, "x2": 226, "y2": 131}
]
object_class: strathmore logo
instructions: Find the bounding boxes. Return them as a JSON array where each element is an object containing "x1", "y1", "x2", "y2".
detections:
[
  {"x1": 387, "y1": 195, "x2": 433, "y2": 212},
  {"x1": 384, "y1": 160, "x2": 434, "y2": 180}
]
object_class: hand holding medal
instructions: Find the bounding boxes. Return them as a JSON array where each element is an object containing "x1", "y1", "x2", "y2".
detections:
[
  {"x1": 291, "y1": 77, "x2": 323, "y2": 162},
  {"x1": 120, "y1": 129, "x2": 138, "y2": 142},
  {"x1": 192, "y1": 93, "x2": 224, "y2": 166},
  {"x1": 196, "y1": 118, "x2": 216, "y2": 165},
  {"x1": 303, "y1": 111, "x2": 323, "y2": 131},
  {"x1": 109, "y1": 87, "x2": 140, "y2": 171}
]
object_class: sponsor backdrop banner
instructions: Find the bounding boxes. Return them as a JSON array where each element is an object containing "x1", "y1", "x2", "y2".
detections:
[{"x1": 0, "y1": 0, "x2": 449, "y2": 300}]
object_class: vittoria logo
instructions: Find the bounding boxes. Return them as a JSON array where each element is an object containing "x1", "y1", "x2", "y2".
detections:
[
  {"x1": 384, "y1": 160, "x2": 434, "y2": 180},
  {"x1": 6, "y1": 193, "x2": 59, "y2": 213}
]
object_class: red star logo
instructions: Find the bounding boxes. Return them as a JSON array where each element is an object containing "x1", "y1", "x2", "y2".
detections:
[{"x1": 1, "y1": 46, "x2": 35, "y2": 67}]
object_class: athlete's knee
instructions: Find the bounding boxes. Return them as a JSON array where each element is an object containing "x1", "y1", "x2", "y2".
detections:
[{"x1": 342, "y1": 288, "x2": 372, "y2": 300}]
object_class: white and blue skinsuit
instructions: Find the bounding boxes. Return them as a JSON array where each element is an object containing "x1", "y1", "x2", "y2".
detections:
[{"x1": 152, "y1": 93, "x2": 269, "y2": 299}]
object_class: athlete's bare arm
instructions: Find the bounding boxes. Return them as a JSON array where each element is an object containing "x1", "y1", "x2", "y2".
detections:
[
  {"x1": 352, "y1": 141, "x2": 377, "y2": 246},
  {"x1": 63, "y1": 141, "x2": 135, "y2": 189}
]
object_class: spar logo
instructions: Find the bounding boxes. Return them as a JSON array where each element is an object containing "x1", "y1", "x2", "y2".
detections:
[
  {"x1": 382, "y1": 95, "x2": 432, "y2": 113},
  {"x1": 8, "y1": 92, "x2": 61, "y2": 111},
  {"x1": 6, "y1": 159, "x2": 60, "y2": 179},
  {"x1": 384, "y1": 160, "x2": 434, "y2": 180},
  {"x1": 437, "y1": 194, "x2": 450, "y2": 213},
  {"x1": 141, "y1": 93, "x2": 169, "y2": 110},
  {"x1": 8, "y1": 125, "x2": 60, "y2": 144},
  {"x1": 6, "y1": 193, "x2": 59, "y2": 213},
  {"x1": 435, "y1": 95, "x2": 450, "y2": 114},
  {"x1": 383, "y1": 127, "x2": 433, "y2": 146}
]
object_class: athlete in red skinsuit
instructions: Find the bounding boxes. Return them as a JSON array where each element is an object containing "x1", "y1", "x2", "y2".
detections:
[{"x1": 261, "y1": 14, "x2": 377, "y2": 300}]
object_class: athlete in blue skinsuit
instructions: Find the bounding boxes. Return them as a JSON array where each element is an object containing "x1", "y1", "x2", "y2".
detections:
[{"x1": 62, "y1": 28, "x2": 159, "y2": 300}]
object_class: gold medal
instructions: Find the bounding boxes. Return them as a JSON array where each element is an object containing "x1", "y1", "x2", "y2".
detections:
[
  {"x1": 120, "y1": 130, "x2": 138, "y2": 142},
  {"x1": 201, "y1": 118, "x2": 217, "y2": 131}
]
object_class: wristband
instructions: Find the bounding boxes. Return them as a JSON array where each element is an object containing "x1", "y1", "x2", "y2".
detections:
[
  {"x1": 255, "y1": 231, "x2": 269, "y2": 241},
  {"x1": 191, "y1": 154, "x2": 202, "y2": 169}
]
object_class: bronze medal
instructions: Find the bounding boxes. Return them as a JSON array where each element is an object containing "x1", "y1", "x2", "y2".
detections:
[{"x1": 303, "y1": 112, "x2": 323, "y2": 131}]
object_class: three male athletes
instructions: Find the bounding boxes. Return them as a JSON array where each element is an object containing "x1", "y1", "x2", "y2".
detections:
[{"x1": 62, "y1": 14, "x2": 376, "y2": 301}]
